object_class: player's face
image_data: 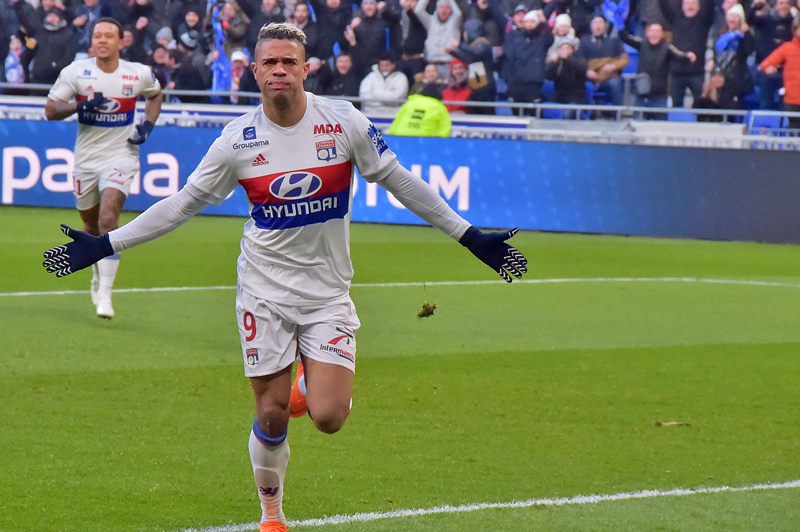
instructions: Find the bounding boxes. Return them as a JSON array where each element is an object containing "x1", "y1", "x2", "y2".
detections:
[
  {"x1": 92, "y1": 22, "x2": 123, "y2": 60},
  {"x1": 253, "y1": 38, "x2": 309, "y2": 104}
]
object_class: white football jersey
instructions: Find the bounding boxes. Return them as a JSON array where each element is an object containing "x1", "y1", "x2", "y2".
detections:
[
  {"x1": 184, "y1": 93, "x2": 400, "y2": 306},
  {"x1": 48, "y1": 58, "x2": 161, "y2": 171}
]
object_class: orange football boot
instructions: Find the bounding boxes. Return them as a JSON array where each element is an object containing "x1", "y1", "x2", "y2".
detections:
[
  {"x1": 260, "y1": 521, "x2": 287, "y2": 532},
  {"x1": 289, "y1": 362, "x2": 307, "y2": 418}
]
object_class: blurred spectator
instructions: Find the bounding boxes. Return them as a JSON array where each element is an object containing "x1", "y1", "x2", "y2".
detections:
[
  {"x1": 168, "y1": 47, "x2": 209, "y2": 103},
  {"x1": 760, "y1": 16, "x2": 800, "y2": 129},
  {"x1": 620, "y1": 22, "x2": 696, "y2": 119},
  {"x1": 177, "y1": 28, "x2": 212, "y2": 88},
  {"x1": 545, "y1": 35, "x2": 588, "y2": 112},
  {"x1": 548, "y1": 0, "x2": 603, "y2": 37},
  {"x1": 22, "y1": 7, "x2": 78, "y2": 84},
  {"x1": 11, "y1": 0, "x2": 43, "y2": 41},
  {"x1": 73, "y1": 0, "x2": 113, "y2": 53},
  {"x1": 547, "y1": 13, "x2": 579, "y2": 63},
  {"x1": 441, "y1": 57, "x2": 471, "y2": 112},
  {"x1": 244, "y1": 0, "x2": 285, "y2": 56},
  {"x1": 658, "y1": 0, "x2": 714, "y2": 107},
  {"x1": 748, "y1": 0, "x2": 793, "y2": 109},
  {"x1": 177, "y1": 8, "x2": 207, "y2": 52},
  {"x1": 206, "y1": 0, "x2": 250, "y2": 58},
  {"x1": 712, "y1": 4, "x2": 754, "y2": 109},
  {"x1": 308, "y1": 0, "x2": 352, "y2": 62},
  {"x1": 230, "y1": 48, "x2": 248, "y2": 102},
  {"x1": 156, "y1": 25, "x2": 176, "y2": 48},
  {"x1": 506, "y1": 3, "x2": 527, "y2": 34},
  {"x1": 359, "y1": 51, "x2": 409, "y2": 114},
  {"x1": 466, "y1": 0, "x2": 503, "y2": 47},
  {"x1": 150, "y1": 44, "x2": 171, "y2": 88},
  {"x1": 398, "y1": 0, "x2": 428, "y2": 81},
  {"x1": 449, "y1": 18, "x2": 497, "y2": 113},
  {"x1": 236, "y1": 61, "x2": 261, "y2": 105},
  {"x1": 579, "y1": 15, "x2": 628, "y2": 105},
  {"x1": 303, "y1": 56, "x2": 334, "y2": 93},
  {"x1": 708, "y1": 0, "x2": 739, "y2": 45},
  {"x1": 410, "y1": 62, "x2": 445, "y2": 94},
  {"x1": 324, "y1": 52, "x2": 361, "y2": 100},
  {"x1": 414, "y1": 0, "x2": 463, "y2": 79},
  {"x1": 388, "y1": 82, "x2": 452, "y2": 136},
  {"x1": 0, "y1": 3, "x2": 21, "y2": 62},
  {"x1": 693, "y1": 68, "x2": 734, "y2": 119},
  {"x1": 502, "y1": 10, "x2": 552, "y2": 106},
  {"x1": 5, "y1": 33, "x2": 25, "y2": 85},
  {"x1": 344, "y1": 0, "x2": 399, "y2": 78},
  {"x1": 121, "y1": 20, "x2": 151, "y2": 63},
  {"x1": 290, "y1": 2, "x2": 319, "y2": 58}
]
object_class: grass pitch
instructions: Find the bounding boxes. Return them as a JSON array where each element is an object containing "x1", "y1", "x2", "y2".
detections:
[{"x1": 1, "y1": 206, "x2": 799, "y2": 532}]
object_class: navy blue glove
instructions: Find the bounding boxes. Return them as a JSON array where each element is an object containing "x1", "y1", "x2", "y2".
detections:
[
  {"x1": 459, "y1": 226, "x2": 528, "y2": 282},
  {"x1": 43, "y1": 225, "x2": 115, "y2": 278},
  {"x1": 128, "y1": 120, "x2": 154, "y2": 145},
  {"x1": 76, "y1": 92, "x2": 109, "y2": 117}
]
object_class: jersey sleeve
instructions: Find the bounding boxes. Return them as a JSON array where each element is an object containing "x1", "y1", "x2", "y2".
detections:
[
  {"x1": 48, "y1": 63, "x2": 78, "y2": 102},
  {"x1": 183, "y1": 133, "x2": 240, "y2": 206},
  {"x1": 347, "y1": 107, "x2": 399, "y2": 183},
  {"x1": 138, "y1": 65, "x2": 162, "y2": 99}
]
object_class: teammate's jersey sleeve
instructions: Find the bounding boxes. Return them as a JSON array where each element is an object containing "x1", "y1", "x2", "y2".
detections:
[
  {"x1": 183, "y1": 133, "x2": 240, "y2": 205},
  {"x1": 48, "y1": 64, "x2": 78, "y2": 102},
  {"x1": 137, "y1": 64, "x2": 161, "y2": 99},
  {"x1": 347, "y1": 108, "x2": 399, "y2": 183}
]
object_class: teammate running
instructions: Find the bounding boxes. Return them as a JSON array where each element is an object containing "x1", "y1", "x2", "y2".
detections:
[
  {"x1": 42, "y1": 23, "x2": 526, "y2": 532},
  {"x1": 45, "y1": 17, "x2": 163, "y2": 319}
]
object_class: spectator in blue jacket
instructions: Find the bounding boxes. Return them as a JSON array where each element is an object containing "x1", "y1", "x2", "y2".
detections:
[{"x1": 501, "y1": 10, "x2": 553, "y2": 107}]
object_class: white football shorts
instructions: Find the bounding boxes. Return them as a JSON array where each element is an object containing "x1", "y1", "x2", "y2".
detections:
[
  {"x1": 73, "y1": 157, "x2": 139, "y2": 210},
  {"x1": 235, "y1": 287, "x2": 360, "y2": 378}
]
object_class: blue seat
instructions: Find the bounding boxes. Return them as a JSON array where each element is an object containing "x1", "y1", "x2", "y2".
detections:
[
  {"x1": 623, "y1": 45, "x2": 638, "y2": 75},
  {"x1": 668, "y1": 111, "x2": 697, "y2": 122}
]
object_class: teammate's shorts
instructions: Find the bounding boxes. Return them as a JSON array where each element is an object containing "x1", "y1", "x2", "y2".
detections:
[
  {"x1": 235, "y1": 286, "x2": 360, "y2": 378},
  {"x1": 73, "y1": 158, "x2": 139, "y2": 210}
]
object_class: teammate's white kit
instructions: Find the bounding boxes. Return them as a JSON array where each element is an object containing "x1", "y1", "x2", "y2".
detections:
[{"x1": 48, "y1": 58, "x2": 161, "y2": 208}]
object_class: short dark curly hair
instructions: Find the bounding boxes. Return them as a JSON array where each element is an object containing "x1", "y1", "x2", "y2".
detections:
[{"x1": 257, "y1": 22, "x2": 308, "y2": 47}]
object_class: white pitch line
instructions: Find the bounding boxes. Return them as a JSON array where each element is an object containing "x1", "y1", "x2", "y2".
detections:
[
  {"x1": 172, "y1": 479, "x2": 800, "y2": 532},
  {"x1": 4, "y1": 277, "x2": 800, "y2": 298}
]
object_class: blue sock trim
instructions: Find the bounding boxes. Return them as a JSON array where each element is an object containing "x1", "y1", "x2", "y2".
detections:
[
  {"x1": 105, "y1": 253, "x2": 121, "y2": 261},
  {"x1": 252, "y1": 419, "x2": 287, "y2": 447}
]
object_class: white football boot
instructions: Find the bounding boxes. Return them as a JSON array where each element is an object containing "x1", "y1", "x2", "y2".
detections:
[{"x1": 96, "y1": 295, "x2": 114, "y2": 319}]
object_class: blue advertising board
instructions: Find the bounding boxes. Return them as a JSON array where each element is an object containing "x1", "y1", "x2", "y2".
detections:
[{"x1": 2, "y1": 119, "x2": 799, "y2": 243}]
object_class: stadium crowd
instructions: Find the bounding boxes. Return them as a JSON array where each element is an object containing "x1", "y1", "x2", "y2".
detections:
[{"x1": 2, "y1": 0, "x2": 800, "y2": 119}]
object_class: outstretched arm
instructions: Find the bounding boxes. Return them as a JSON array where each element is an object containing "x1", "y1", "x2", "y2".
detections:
[
  {"x1": 43, "y1": 188, "x2": 211, "y2": 277},
  {"x1": 378, "y1": 165, "x2": 528, "y2": 281}
]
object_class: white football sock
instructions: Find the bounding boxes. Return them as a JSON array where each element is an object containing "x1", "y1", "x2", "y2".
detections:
[
  {"x1": 97, "y1": 254, "x2": 121, "y2": 300},
  {"x1": 249, "y1": 430, "x2": 290, "y2": 526}
]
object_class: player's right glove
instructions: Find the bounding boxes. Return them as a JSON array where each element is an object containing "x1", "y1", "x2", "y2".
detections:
[
  {"x1": 76, "y1": 92, "x2": 109, "y2": 117},
  {"x1": 459, "y1": 226, "x2": 528, "y2": 283},
  {"x1": 42, "y1": 225, "x2": 115, "y2": 278}
]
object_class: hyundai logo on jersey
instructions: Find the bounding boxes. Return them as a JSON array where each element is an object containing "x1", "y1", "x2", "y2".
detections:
[
  {"x1": 75, "y1": 95, "x2": 135, "y2": 127},
  {"x1": 270, "y1": 172, "x2": 323, "y2": 200},
  {"x1": 240, "y1": 161, "x2": 352, "y2": 230},
  {"x1": 243, "y1": 126, "x2": 257, "y2": 140}
]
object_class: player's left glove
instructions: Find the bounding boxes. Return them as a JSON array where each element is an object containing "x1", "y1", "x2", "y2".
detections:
[
  {"x1": 127, "y1": 120, "x2": 154, "y2": 145},
  {"x1": 42, "y1": 225, "x2": 115, "y2": 277},
  {"x1": 459, "y1": 226, "x2": 527, "y2": 283}
]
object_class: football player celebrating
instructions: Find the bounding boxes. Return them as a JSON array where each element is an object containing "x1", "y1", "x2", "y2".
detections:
[
  {"x1": 43, "y1": 23, "x2": 525, "y2": 532},
  {"x1": 45, "y1": 17, "x2": 162, "y2": 318}
]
